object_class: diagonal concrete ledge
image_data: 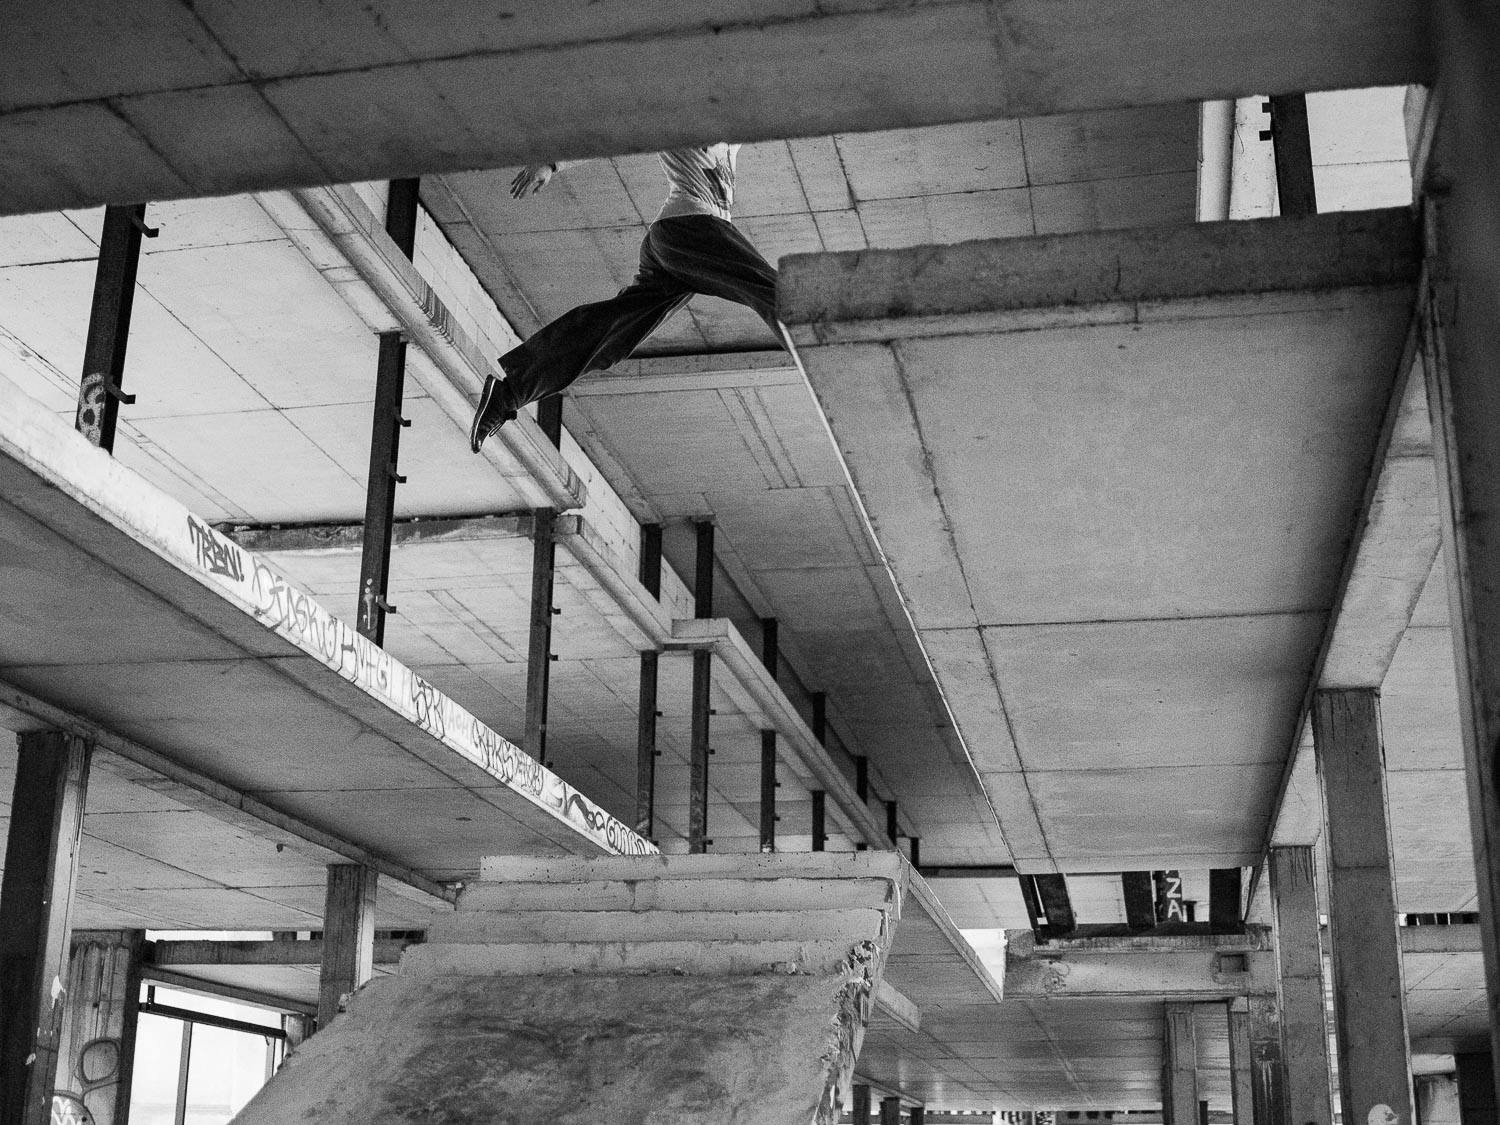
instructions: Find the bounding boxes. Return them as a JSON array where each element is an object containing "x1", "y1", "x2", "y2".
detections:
[
  {"x1": 0, "y1": 371, "x2": 651, "y2": 859},
  {"x1": 779, "y1": 208, "x2": 1421, "y2": 345},
  {"x1": 669, "y1": 617, "x2": 892, "y2": 850},
  {"x1": 233, "y1": 852, "x2": 906, "y2": 1125},
  {"x1": 256, "y1": 184, "x2": 584, "y2": 512},
  {"x1": 1267, "y1": 312, "x2": 1436, "y2": 850}
]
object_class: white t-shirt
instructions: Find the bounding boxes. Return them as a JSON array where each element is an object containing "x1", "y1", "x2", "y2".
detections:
[{"x1": 655, "y1": 143, "x2": 739, "y2": 222}]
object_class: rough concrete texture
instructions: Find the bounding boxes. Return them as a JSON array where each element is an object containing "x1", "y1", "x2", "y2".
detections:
[
  {"x1": 231, "y1": 853, "x2": 904, "y2": 1125},
  {"x1": 234, "y1": 971, "x2": 867, "y2": 1125}
]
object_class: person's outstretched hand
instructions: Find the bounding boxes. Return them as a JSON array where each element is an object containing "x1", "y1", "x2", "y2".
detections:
[{"x1": 510, "y1": 164, "x2": 554, "y2": 199}]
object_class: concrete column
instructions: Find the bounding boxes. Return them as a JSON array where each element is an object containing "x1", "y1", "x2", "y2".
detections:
[
  {"x1": 853, "y1": 1083, "x2": 872, "y2": 1125},
  {"x1": 1163, "y1": 1002, "x2": 1200, "y2": 1125},
  {"x1": 282, "y1": 1013, "x2": 314, "y2": 1055},
  {"x1": 318, "y1": 864, "x2": 378, "y2": 1028},
  {"x1": 1427, "y1": 2, "x2": 1500, "y2": 1091},
  {"x1": 0, "y1": 731, "x2": 92, "y2": 1125},
  {"x1": 1247, "y1": 994, "x2": 1289, "y2": 1125},
  {"x1": 54, "y1": 931, "x2": 145, "y2": 1125},
  {"x1": 910, "y1": 1108, "x2": 925, "y2": 1125},
  {"x1": 1457, "y1": 1054, "x2": 1497, "y2": 1125},
  {"x1": 1229, "y1": 1000, "x2": 1255, "y2": 1125},
  {"x1": 1418, "y1": 1073, "x2": 1461, "y2": 1125},
  {"x1": 1269, "y1": 846, "x2": 1334, "y2": 1125},
  {"x1": 881, "y1": 1095, "x2": 902, "y2": 1125},
  {"x1": 1313, "y1": 689, "x2": 1414, "y2": 1125}
]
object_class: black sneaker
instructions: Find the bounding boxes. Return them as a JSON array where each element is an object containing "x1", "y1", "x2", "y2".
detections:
[{"x1": 470, "y1": 375, "x2": 516, "y2": 452}]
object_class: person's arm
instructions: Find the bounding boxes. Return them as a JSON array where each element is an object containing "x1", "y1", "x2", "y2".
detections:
[{"x1": 509, "y1": 160, "x2": 582, "y2": 200}]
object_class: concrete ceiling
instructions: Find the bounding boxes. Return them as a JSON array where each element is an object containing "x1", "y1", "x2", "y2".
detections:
[
  {"x1": 430, "y1": 107, "x2": 1200, "y2": 351},
  {"x1": 0, "y1": 1, "x2": 1430, "y2": 215},
  {"x1": 781, "y1": 208, "x2": 1418, "y2": 873},
  {"x1": 0, "y1": 0, "x2": 1469, "y2": 1104}
]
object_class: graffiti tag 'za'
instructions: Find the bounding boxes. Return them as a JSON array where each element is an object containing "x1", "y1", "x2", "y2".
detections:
[{"x1": 173, "y1": 515, "x2": 651, "y2": 856}]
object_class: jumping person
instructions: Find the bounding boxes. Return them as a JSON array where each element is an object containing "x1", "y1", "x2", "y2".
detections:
[{"x1": 469, "y1": 144, "x2": 784, "y2": 451}]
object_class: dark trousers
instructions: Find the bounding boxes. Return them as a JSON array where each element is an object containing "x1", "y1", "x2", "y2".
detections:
[{"x1": 497, "y1": 214, "x2": 782, "y2": 408}]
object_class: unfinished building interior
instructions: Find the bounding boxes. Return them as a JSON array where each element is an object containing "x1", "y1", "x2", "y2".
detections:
[{"x1": 3, "y1": 4, "x2": 1500, "y2": 1125}]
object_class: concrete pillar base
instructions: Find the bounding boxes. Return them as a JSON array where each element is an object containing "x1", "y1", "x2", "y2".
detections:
[{"x1": 233, "y1": 853, "x2": 906, "y2": 1125}]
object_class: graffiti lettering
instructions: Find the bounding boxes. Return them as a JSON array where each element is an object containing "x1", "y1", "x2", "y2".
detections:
[
  {"x1": 175, "y1": 522, "x2": 652, "y2": 856},
  {"x1": 186, "y1": 516, "x2": 244, "y2": 582},
  {"x1": 410, "y1": 675, "x2": 447, "y2": 741}
]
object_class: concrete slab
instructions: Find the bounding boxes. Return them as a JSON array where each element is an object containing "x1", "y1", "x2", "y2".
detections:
[
  {"x1": 0, "y1": 1, "x2": 1429, "y2": 214},
  {"x1": 782, "y1": 209, "x2": 1418, "y2": 872},
  {"x1": 0, "y1": 368, "x2": 654, "y2": 923},
  {"x1": 234, "y1": 853, "x2": 906, "y2": 1125}
]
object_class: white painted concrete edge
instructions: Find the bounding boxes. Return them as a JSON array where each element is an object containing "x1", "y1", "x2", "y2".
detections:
[
  {"x1": 905, "y1": 865, "x2": 1006, "y2": 1004},
  {"x1": 1264, "y1": 313, "x2": 1430, "y2": 859},
  {"x1": 0, "y1": 371, "x2": 654, "y2": 858}
]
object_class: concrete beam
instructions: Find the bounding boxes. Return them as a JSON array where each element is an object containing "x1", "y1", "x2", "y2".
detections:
[
  {"x1": 1265, "y1": 339, "x2": 1436, "y2": 850},
  {"x1": 228, "y1": 514, "x2": 536, "y2": 554},
  {"x1": 148, "y1": 937, "x2": 411, "y2": 968},
  {"x1": 1005, "y1": 933, "x2": 1276, "y2": 1000},
  {"x1": 780, "y1": 208, "x2": 1420, "y2": 345},
  {"x1": 1259, "y1": 305, "x2": 1431, "y2": 857},
  {"x1": 0, "y1": 1, "x2": 1430, "y2": 215},
  {"x1": 1037, "y1": 926, "x2": 1274, "y2": 955},
  {"x1": 256, "y1": 185, "x2": 582, "y2": 512},
  {"x1": 873, "y1": 979, "x2": 922, "y2": 1033},
  {"x1": 1400, "y1": 925, "x2": 1483, "y2": 955}
]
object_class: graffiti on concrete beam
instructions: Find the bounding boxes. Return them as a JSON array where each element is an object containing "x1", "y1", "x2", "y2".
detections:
[
  {"x1": 174, "y1": 514, "x2": 652, "y2": 857},
  {"x1": 187, "y1": 514, "x2": 245, "y2": 582}
]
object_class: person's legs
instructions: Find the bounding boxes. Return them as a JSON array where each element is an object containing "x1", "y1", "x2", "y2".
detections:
[
  {"x1": 470, "y1": 237, "x2": 689, "y2": 450},
  {"x1": 500, "y1": 278, "x2": 688, "y2": 407},
  {"x1": 647, "y1": 215, "x2": 784, "y2": 341}
]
